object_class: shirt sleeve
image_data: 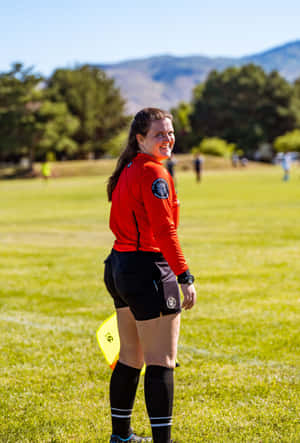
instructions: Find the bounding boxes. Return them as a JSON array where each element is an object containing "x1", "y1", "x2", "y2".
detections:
[{"x1": 141, "y1": 164, "x2": 189, "y2": 276}]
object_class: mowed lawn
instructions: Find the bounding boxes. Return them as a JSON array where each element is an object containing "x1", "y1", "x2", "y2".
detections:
[{"x1": 0, "y1": 166, "x2": 299, "y2": 442}]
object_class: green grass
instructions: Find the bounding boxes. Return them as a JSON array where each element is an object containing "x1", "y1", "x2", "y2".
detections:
[{"x1": 0, "y1": 165, "x2": 299, "y2": 442}]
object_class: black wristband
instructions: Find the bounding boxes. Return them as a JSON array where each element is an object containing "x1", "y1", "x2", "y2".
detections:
[{"x1": 177, "y1": 270, "x2": 194, "y2": 285}]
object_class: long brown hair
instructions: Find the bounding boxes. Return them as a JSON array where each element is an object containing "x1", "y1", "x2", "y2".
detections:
[{"x1": 107, "y1": 107, "x2": 173, "y2": 201}]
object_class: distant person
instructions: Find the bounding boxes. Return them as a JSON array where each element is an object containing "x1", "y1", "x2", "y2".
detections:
[
  {"x1": 165, "y1": 154, "x2": 176, "y2": 178},
  {"x1": 281, "y1": 153, "x2": 291, "y2": 181},
  {"x1": 193, "y1": 154, "x2": 203, "y2": 182},
  {"x1": 41, "y1": 160, "x2": 52, "y2": 181},
  {"x1": 231, "y1": 153, "x2": 239, "y2": 168},
  {"x1": 240, "y1": 157, "x2": 248, "y2": 167},
  {"x1": 166, "y1": 154, "x2": 177, "y2": 190}
]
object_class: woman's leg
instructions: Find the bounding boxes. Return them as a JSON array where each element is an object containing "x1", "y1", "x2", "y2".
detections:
[
  {"x1": 136, "y1": 312, "x2": 180, "y2": 368},
  {"x1": 110, "y1": 307, "x2": 145, "y2": 440},
  {"x1": 117, "y1": 307, "x2": 144, "y2": 368},
  {"x1": 136, "y1": 313, "x2": 181, "y2": 443}
]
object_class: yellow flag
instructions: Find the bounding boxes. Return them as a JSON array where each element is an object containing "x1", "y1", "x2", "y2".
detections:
[
  {"x1": 96, "y1": 312, "x2": 146, "y2": 374},
  {"x1": 96, "y1": 312, "x2": 120, "y2": 370}
]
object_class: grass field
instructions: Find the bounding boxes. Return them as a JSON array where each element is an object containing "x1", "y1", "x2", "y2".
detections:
[{"x1": 0, "y1": 165, "x2": 299, "y2": 442}]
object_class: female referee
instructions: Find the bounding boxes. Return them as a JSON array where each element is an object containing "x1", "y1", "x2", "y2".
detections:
[{"x1": 104, "y1": 108, "x2": 196, "y2": 443}]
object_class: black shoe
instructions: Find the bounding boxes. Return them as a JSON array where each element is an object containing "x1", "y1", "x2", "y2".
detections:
[{"x1": 110, "y1": 433, "x2": 152, "y2": 442}]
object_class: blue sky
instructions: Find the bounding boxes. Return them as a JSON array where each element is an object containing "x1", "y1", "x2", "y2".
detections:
[{"x1": 1, "y1": 0, "x2": 300, "y2": 76}]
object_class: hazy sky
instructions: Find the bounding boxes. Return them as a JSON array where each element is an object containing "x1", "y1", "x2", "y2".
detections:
[{"x1": 1, "y1": 0, "x2": 299, "y2": 76}]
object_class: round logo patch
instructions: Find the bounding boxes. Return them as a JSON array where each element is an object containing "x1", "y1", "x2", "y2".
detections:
[
  {"x1": 105, "y1": 332, "x2": 114, "y2": 343},
  {"x1": 166, "y1": 296, "x2": 177, "y2": 309},
  {"x1": 152, "y1": 178, "x2": 169, "y2": 199}
]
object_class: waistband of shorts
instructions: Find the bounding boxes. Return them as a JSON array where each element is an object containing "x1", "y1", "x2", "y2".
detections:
[{"x1": 111, "y1": 248, "x2": 164, "y2": 260}]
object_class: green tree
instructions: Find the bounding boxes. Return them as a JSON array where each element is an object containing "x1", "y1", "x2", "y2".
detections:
[
  {"x1": 0, "y1": 63, "x2": 43, "y2": 166},
  {"x1": 259, "y1": 70, "x2": 298, "y2": 142},
  {"x1": 192, "y1": 137, "x2": 235, "y2": 157},
  {"x1": 292, "y1": 77, "x2": 300, "y2": 127},
  {"x1": 190, "y1": 64, "x2": 298, "y2": 158},
  {"x1": 192, "y1": 82, "x2": 205, "y2": 102},
  {"x1": 274, "y1": 129, "x2": 300, "y2": 153},
  {"x1": 101, "y1": 128, "x2": 129, "y2": 157},
  {"x1": 0, "y1": 63, "x2": 78, "y2": 169},
  {"x1": 35, "y1": 101, "x2": 79, "y2": 160},
  {"x1": 47, "y1": 65, "x2": 130, "y2": 157},
  {"x1": 171, "y1": 101, "x2": 194, "y2": 152}
]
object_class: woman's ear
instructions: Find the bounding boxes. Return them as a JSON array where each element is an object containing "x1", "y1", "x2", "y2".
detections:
[{"x1": 136, "y1": 133, "x2": 144, "y2": 148}]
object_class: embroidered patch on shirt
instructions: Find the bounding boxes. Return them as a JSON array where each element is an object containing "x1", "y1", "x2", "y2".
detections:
[{"x1": 152, "y1": 178, "x2": 169, "y2": 199}]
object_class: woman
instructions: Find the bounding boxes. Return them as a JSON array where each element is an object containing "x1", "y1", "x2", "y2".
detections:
[{"x1": 104, "y1": 108, "x2": 196, "y2": 443}]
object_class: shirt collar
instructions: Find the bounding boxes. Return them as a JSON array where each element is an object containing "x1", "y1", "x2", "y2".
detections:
[{"x1": 136, "y1": 152, "x2": 163, "y2": 164}]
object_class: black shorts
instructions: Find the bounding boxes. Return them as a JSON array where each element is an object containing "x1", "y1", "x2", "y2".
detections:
[{"x1": 104, "y1": 249, "x2": 181, "y2": 321}]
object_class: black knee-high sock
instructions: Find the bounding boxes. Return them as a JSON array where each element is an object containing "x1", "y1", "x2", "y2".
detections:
[
  {"x1": 110, "y1": 361, "x2": 141, "y2": 438},
  {"x1": 144, "y1": 365, "x2": 174, "y2": 443}
]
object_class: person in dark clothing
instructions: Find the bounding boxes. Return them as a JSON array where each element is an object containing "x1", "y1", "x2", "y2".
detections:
[
  {"x1": 166, "y1": 154, "x2": 177, "y2": 190},
  {"x1": 166, "y1": 154, "x2": 176, "y2": 178},
  {"x1": 193, "y1": 154, "x2": 203, "y2": 182}
]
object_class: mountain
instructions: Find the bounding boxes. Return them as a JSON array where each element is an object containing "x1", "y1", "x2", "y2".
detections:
[{"x1": 97, "y1": 40, "x2": 300, "y2": 114}]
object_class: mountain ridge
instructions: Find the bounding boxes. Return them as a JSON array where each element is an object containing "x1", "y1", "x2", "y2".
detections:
[{"x1": 96, "y1": 40, "x2": 300, "y2": 113}]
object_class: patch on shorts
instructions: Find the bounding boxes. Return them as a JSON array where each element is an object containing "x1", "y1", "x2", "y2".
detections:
[
  {"x1": 152, "y1": 178, "x2": 169, "y2": 199},
  {"x1": 166, "y1": 296, "x2": 177, "y2": 309}
]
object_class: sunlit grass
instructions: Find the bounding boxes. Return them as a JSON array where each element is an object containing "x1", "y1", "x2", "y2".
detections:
[{"x1": 0, "y1": 165, "x2": 299, "y2": 442}]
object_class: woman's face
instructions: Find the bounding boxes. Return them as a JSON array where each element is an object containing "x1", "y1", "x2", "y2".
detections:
[{"x1": 136, "y1": 117, "x2": 175, "y2": 161}]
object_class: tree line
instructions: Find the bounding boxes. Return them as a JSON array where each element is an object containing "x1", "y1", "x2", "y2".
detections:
[
  {"x1": 1, "y1": 62, "x2": 300, "y2": 170},
  {"x1": 172, "y1": 64, "x2": 300, "y2": 158},
  {"x1": 0, "y1": 63, "x2": 129, "y2": 169}
]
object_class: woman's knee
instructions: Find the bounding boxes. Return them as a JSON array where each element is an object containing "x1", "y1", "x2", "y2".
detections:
[
  {"x1": 143, "y1": 351, "x2": 177, "y2": 369},
  {"x1": 119, "y1": 342, "x2": 144, "y2": 368},
  {"x1": 119, "y1": 353, "x2": 144, "y2": 369}
]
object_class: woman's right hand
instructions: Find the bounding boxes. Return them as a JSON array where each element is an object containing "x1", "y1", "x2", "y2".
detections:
[{"x1": 180, "y1": 283, "x2": 197, "y2": 310}]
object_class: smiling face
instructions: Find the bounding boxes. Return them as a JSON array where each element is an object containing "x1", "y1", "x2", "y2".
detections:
[{"x1": 136, "y1": 117, "x2": 175, "y2": 162}]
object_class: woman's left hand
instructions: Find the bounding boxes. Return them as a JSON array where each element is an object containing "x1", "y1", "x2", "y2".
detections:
[{"x1": 180, "y1": 283, "x2": 197, "y2": 310}]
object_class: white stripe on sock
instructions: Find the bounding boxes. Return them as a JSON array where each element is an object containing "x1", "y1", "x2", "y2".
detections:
[
  {"x1": 111, "y1": 408, "x2": 133, "y2": 412},
  {"x1": 111, "y1": 414, "x2": 132, "y2": 418},
  {"x1": 150, "y1": 416, "x2": 172, "y2": 420},
  {"x1": 151, "y1": 422, "x2": 172, "y2": 427}
]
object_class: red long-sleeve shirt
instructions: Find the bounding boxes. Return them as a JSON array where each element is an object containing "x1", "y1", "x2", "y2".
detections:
[{"x1": 110, "y1": 153, "x2": 188, "y2": 276}]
